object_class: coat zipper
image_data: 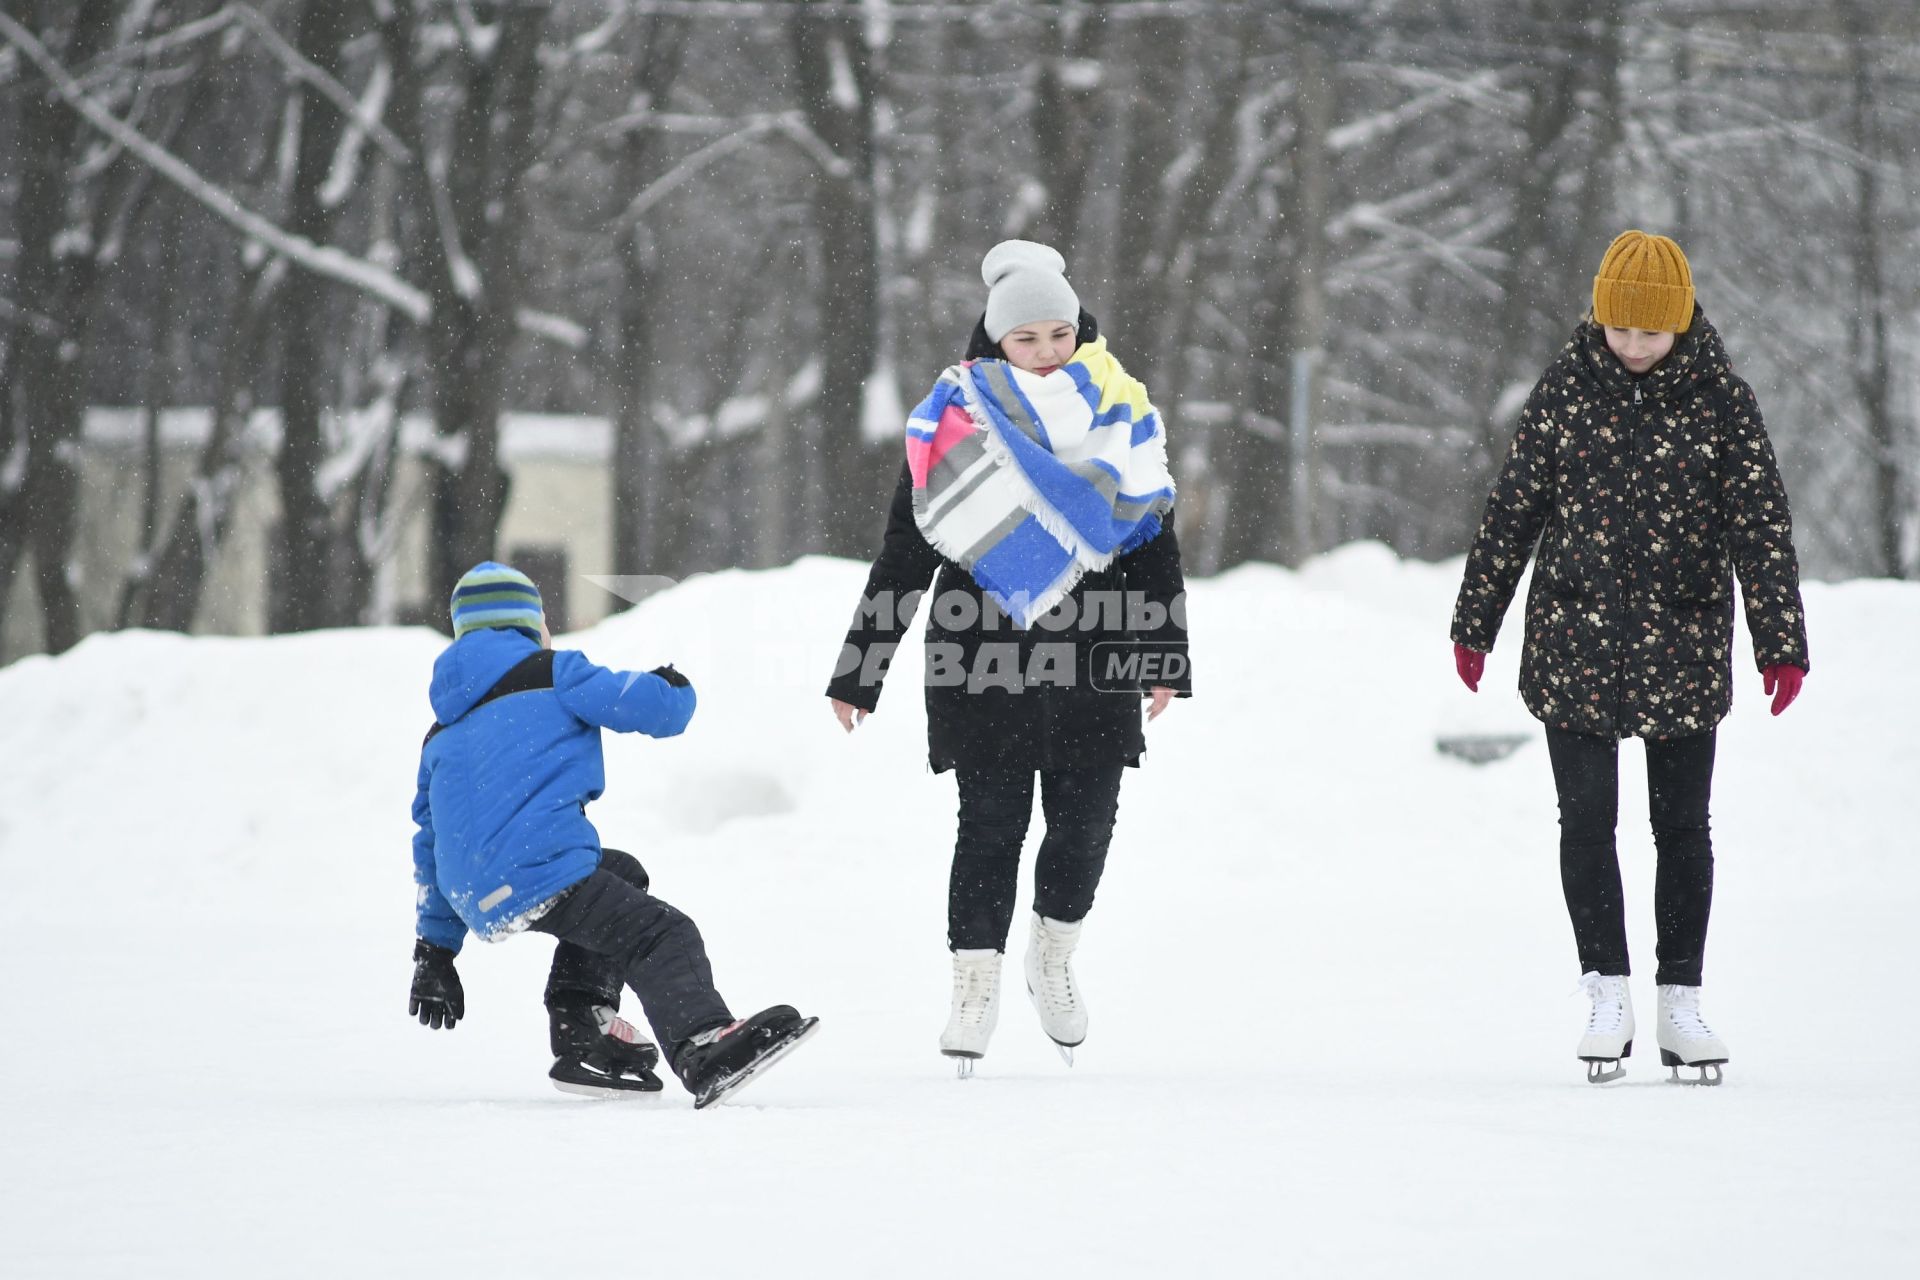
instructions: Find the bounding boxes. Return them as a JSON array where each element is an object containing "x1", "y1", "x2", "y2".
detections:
[{"x1": 1615, "y1": 382, "x2": 1644, "y2": 731}]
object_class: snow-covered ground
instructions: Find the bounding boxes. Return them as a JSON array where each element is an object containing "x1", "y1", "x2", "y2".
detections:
[{"x1": 2, "y1": 546, "x2": 1915, "y2": 1278}]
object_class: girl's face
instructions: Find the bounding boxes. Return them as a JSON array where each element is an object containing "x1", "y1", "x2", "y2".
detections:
[
  {"x1": 1603, "y1": 325, "x2": 1677, "y2": 375},
  {"x1": 1001, "y1": 319, "x2": 1078, "y2": 376}
]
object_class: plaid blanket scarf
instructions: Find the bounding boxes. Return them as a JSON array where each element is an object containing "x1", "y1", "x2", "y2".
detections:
[{"x1": 905, "y1": 337, "x2": 1176, "y2": 629}]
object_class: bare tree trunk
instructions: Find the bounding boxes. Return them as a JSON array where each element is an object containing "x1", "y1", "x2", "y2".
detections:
[
  {"x1": 0, "y1": 0, "x2": 118, "y2": 654},
  {"x1": 1022, "y1": 1, "x2": 1111, "y2": 262},
  {"x1": 1107, "y1": 13, "x2": 1188, "y2": 360},
  {"x1": 1281, "y1": 12, "x2": 1333, "y2": 565},
  {"x1": 657, "y1": 232, "x2": 782, "y2": 574},
  {"x1": 1151, "y1": 26, "x2": 1255, "y2": 390},
  {"x1": 271, "y1": 0, "x2": 359, "y2": 631},
  {"x1": 384, "y1": 2, "x2": 550, "y2": 618},
  {"x1": 115, "y1": 195, "x2": 186, "y2": 629},
  {"x1": 790, "y1": 0, "x2": 887, "y2": 557},
  {"x1": 1449, "y1": 0, "x2": 1621, "y2": 553},
  {"x1": 1845, "y1": 0, "x2": 1903, "y2": 578},
  {"x1": 1213, "y1": 33, "x2": 1297, "y2": 571},
  {"x1": 0, "y1": 340, "x2": 21, "y2": 611},
  {"x1": 1559, "y1": 0, "x2": 1624, "y2": 317},
  {"x1": 433, "y1": 12, "x2": 543, "y2": 607},
  {"x1": 1143, "y1": 20, "x2": 1261, "y2": 573},
  {"x1": 1479, "y1": 0, "x2": 1583, "y2": 465},
  {"x1": 127, "y1": 251, "x2": 282, "y2": 633},
  {"x1": 611, "y1": 16, "x2": 690, "y2": 581}
]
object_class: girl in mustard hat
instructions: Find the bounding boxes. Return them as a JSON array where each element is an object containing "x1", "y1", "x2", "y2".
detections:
[{"x1": 1448, "y1": 230, "x2": 1809, "y2": 1085}]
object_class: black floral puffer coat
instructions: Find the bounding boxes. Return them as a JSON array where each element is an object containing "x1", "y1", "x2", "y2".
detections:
[{"x1": 1451, "y1": 309, "x2": 1810, "y2": 740}]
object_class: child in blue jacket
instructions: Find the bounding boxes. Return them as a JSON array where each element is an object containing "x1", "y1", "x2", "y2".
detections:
[{"x1": 408, "y1": 562, "x2": 817, "y2": 1107}]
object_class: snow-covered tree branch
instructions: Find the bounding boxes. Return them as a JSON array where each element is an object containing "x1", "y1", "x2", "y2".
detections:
[{"x1": 0, "y1": 10, "x2": 430, "y2": 321}]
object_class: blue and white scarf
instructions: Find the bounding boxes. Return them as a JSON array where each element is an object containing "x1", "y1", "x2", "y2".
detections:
[{"x1": 905, "y1": 337, "x2": 1176, "y2": 628}]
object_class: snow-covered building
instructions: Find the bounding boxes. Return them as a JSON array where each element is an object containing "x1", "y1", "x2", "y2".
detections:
[{"x1": 0, "y1": 409, "x2": 618, "y2": 663}]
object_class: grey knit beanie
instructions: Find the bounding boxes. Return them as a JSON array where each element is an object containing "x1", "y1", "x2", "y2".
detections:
[{"x1": 982, "y1": 240, "x2": 1081, "y2": 343}]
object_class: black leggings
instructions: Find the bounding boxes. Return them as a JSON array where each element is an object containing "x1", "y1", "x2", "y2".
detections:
[
  {"x1": 948, "y1": 765, "x2": 1126, "y2": 952},
  {"x1": 533, "y1": 848, "x2": 734, "y2": 1064},
  {"x1": 1545, "y1": 727, "x2": 1716, "y2": 987}
]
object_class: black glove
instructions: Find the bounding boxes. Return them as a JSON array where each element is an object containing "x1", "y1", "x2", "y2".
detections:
[
  {"x1": 650, "y1": 664, "x2": 690, "y2": 688},
  {"x1": 409, "y1": 939, "x2": 464, "y2": 1030}
]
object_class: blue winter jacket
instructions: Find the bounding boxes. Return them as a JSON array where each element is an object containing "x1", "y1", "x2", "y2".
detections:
[{"x1": 410, "y1": 627, "x2": 697, "y2": 952}]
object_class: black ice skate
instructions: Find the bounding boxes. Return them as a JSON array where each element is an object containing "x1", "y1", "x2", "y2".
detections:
[
  {"x1": 675, "y1": 1005, "x2": 820, "y2": 1109},
  {"x1": 548, "y1": 999, "x2": 665, "y2": 1098}
]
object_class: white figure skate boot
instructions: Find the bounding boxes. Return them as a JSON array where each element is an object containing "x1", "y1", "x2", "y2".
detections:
[
  {"x1": 940, "y1": 949, "x2": 1002, "y2": 1077},
  {"x1": 1657, "y1": 984, "x2": 1729, "y2": 1085},
  {"x1": 1576, "y1": 972, "x2": 1634, "y2": 1083},
  {"x1": 1024, "y1": 913, "x2": 1087, "y2": 1064}
]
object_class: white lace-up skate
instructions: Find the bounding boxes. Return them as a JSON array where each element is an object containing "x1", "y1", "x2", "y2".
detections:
[
  {"x1": 1657, "y1": 985, "x2": 1729, "y2": 1085},
  {"x1": 1024, "y1": 913, "x2": 1087, "y2": 1065},
  {"x1": 940, "y1": 949, "x2": 1002, "y2": 1078},
  {"x1": 1575, "y1": 972, "x2": 1634, "y2": 1083}
]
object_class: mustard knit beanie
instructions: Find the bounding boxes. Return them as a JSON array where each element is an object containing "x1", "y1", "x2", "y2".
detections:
[{"x1": 1592, "y1": 230, "x2": 1694, "y2": 334}]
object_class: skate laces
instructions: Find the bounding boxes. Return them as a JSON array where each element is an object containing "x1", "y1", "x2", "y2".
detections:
[
  {"x1": 953, "y1": 959, "x2": 999, "y2": 1027},
  {"x1": 592, "y1": 1005, "x2": 644, "y2": 1044},
  {"x1": 1034, "y1": 935, "x2": 1079, "y2": 1012},
  {"x1": 1576, "y1": 973, "x2": 1627, "y2": 1034},
  {"x1": 1661, "y1": 987, "x2": 1717, "y2": 1041},
  {"x1": 689, "y1": 1019, "x2": 745, "y2": 1048}
]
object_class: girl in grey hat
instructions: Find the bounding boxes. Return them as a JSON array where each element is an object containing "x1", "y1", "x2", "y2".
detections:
[{"x1": 826, "y1": 240, "x2": 1192, "y2": 1076}]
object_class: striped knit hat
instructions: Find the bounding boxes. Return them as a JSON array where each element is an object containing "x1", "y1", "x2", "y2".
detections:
[{"x1": 450, "y1": 561, "x2": 544, "y2": 640}]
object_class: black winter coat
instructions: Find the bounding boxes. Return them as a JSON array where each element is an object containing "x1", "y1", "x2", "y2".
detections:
[
  {"x1": 1451, "y1": 310, "x2": 1810, "y2": 740},
  {"x1": 827, "y1": 469, "x2": 1191, "y2": 773}
]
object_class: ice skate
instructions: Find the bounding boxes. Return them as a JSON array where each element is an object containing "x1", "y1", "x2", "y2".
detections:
[
  {"x1": 547, "y1": 998, "x2": 665, "y2": 1098},
  {"x1": 675, "y1": 1005, "x2": 820, "y2": 1109},
  {"x1": 940, "y1": 948, "x2": 1003, "y2": 1078},
  {"x1": 1575, "y1": 972, "x2": 1633, "y2": 1084},
  {"x1": 1656, "y1": 985, "x2": 1728, "y2": 1086},
  {"x1": 1024, "y1": 913, "x2": 1086, "y2": 1065}
]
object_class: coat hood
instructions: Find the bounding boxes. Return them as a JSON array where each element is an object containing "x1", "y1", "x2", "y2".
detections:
[
  {"x1": 964, "y1": 307, "x2": 1100, "y2": 362},
  {"x1": 428, "y1": 626, "x2": 541, "y2": 725},
  {"x1": 1567, "y1": 304, "x2": 1731, "y2": 405}
]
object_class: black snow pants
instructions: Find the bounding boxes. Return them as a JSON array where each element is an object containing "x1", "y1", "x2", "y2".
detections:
[
  {"x1": 1545, "y1": 727, "x2": 1717, "y2": 987},
  {"x1": 532, "y1": 848, "x2": 734, "y2": 1065},
  {"x1": 948, "y1": 765, "x2": 1126, "y2": 952}
]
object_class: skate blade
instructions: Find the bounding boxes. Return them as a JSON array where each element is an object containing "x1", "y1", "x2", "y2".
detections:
[
  {"x1": 941, "y1": 1048, "x2": 984, "y2": 1079},
  {"x1": 1659, "y1": 1049, "x2": 1726, "y2": 1086},
  {"x1": 694, "y1": 1018, "x2": 821, "y2": 1110},
  {"x1": 1025, "y1": 982, "x2": 1085, "y2": 1063},
  {"x1": 1583, "y1": 1059, "x2": 1627, "y2": 1084},
  {"x1": 1666, "y1": 1063, "x2": 1725, "y2": 1086},
  {"x1": 549, "y1": 1058, "x2": 665, "y2": 1097},
  {"x1": 551, "y1": 1078, "x2": 666, "y2": 1100}
]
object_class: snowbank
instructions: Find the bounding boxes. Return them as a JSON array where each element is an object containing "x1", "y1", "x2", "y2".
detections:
[{"x1": 1, "y1": 547, "x2": 1914, "y2": 1277}]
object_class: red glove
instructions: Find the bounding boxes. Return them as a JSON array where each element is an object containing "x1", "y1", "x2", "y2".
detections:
[
  {"x1": 1762, "y1": 664, "x2": 1804, "y2": 717},
  {"x1": 1453, "y1": 643, "x2": 1486, "y2": 693}
]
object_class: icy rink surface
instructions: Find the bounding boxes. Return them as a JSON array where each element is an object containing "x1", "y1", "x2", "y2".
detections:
[{"x1": 2, "y1": 547, "x2": 1915, "y2": 1278}]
